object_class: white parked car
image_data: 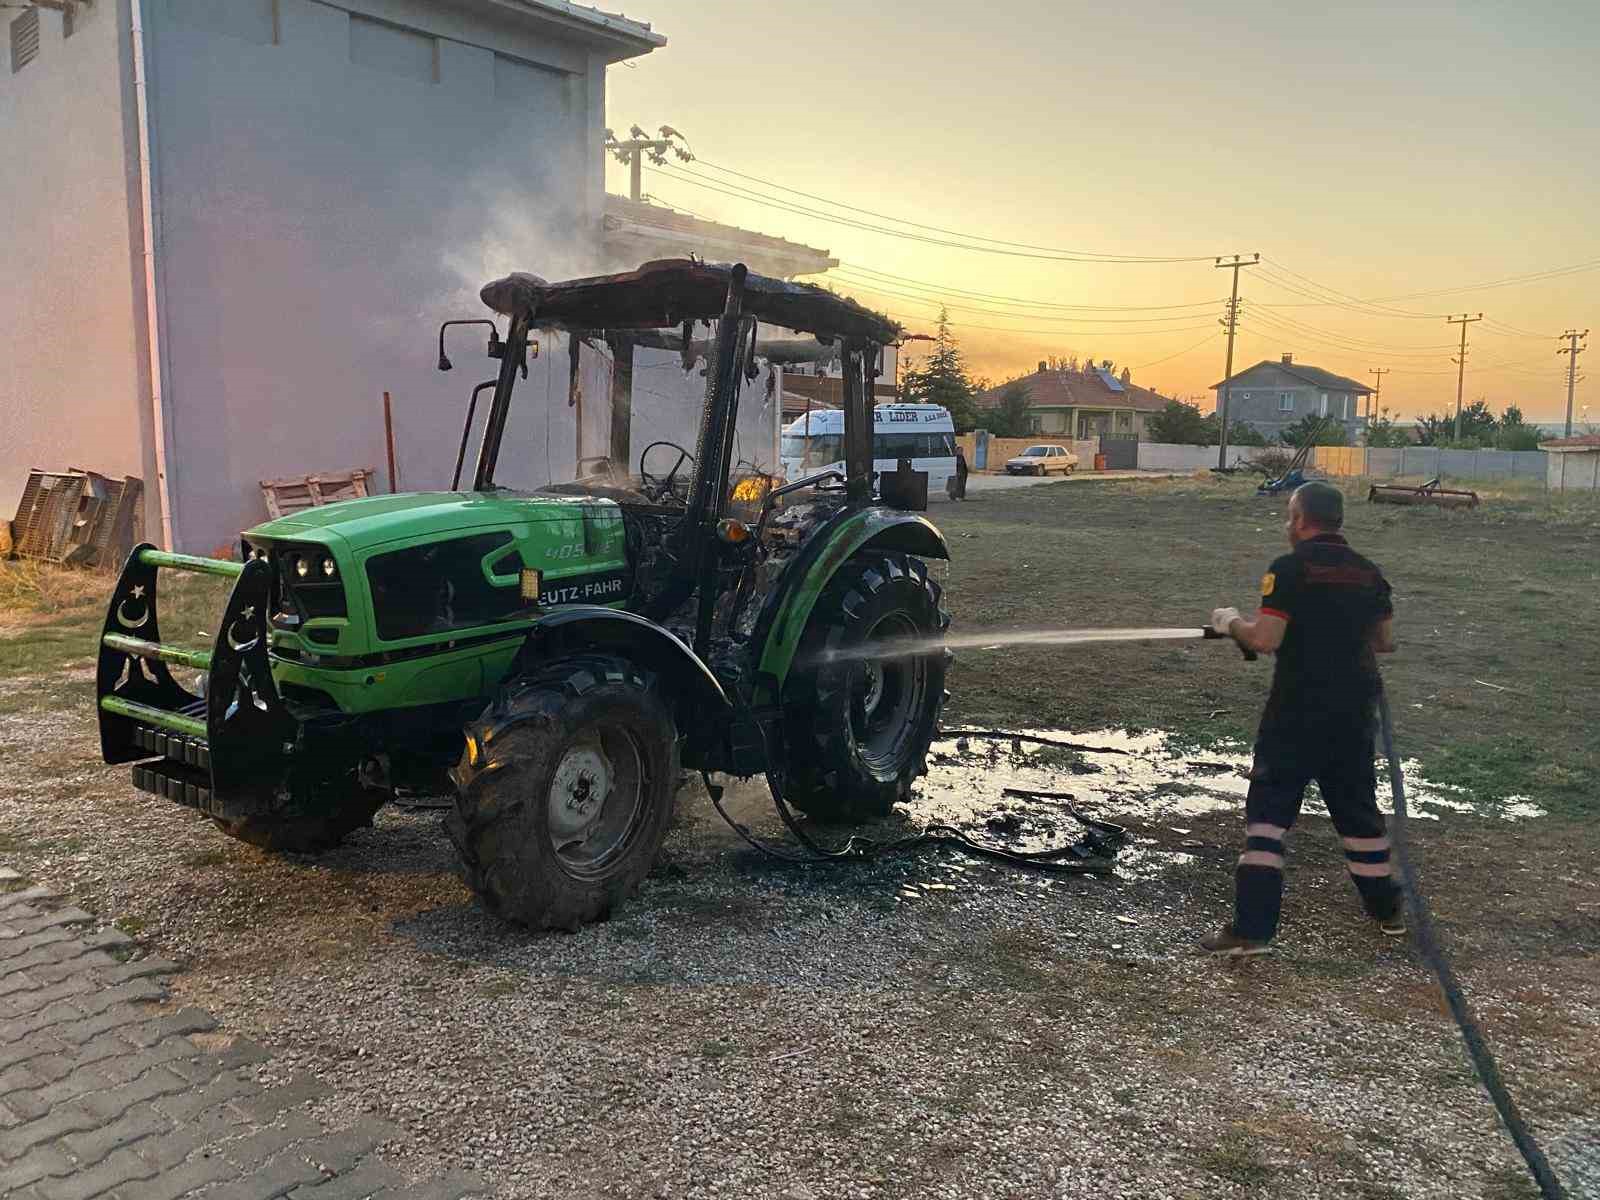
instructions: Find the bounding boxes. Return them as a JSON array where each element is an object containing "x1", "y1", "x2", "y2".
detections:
[{"x1": 1004, "y1": 445, "x2": 1078, "y2": 476}]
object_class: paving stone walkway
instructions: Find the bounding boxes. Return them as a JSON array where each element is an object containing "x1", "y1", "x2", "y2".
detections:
[{"x1": 0, "y1": 872, "x2": 487, "y2": 1200}]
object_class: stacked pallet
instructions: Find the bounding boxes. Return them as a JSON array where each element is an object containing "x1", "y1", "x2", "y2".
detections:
[{"x1": 10, "y1": 469, "x2": 143, "y2": 567}]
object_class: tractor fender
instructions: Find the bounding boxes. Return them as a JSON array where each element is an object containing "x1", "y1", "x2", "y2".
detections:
[
  {"x1": 753, "y1": 508, "x2": 950, "y2": 697},
  {"x1": 512, "y1": 606, "x2": 731, "y2": 726}
]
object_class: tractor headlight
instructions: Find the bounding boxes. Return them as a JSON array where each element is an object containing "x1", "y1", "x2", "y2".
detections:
[
  {"x1": 321, "y1": 556, "x2": 337, "y2": 579},
  {"x1": 716, "y1": 519, "x2": 752, "y2": 545},
  {"x1": 294, "y1": 556, "x2": 310, "y2": 579},
  {"x1": 520, "y1": 567, "x2": 542, "y2": 602}
]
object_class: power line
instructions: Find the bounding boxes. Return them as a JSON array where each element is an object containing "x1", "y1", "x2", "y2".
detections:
[
  {"x1": 1235, "y1": 322, "x2": 1547, "y2": 379},
  {"x1": 1131, "y1": 331, "x2": 1222, "y2": 371},
  {"x1": 654, "y1": 163, "x2": 1215, "y2": 264},
  {"x1": 827, "y1": 273, "x2": 1225, "y2": 326},
  {"x1": 1253, "y1": 265, "x2": 1446, "y2": 318},
  {"x1": 687, "y1": 158, "x2": 1215, "y2": 263},
  {"x1": 1244, "y1": 308, "x2": 1459, "y2": 357},
  {"x1": 833, "y1": 262, "x2": 1224, "y2": 312},
  {"x1": 1259, "y1": 259, "x2": 1443, "y2": 319},
  {"x1": 1371, "y1": 259, "x2": 1600, "y2": 303},
  {"x1": 1482, "y1": 318, "x2": 1559, "y2": 339},
  {"x1": 1253, "y1": 256, "x2": 1600, "y2": 312},
  {"x1": 884, "y1": 309, "x2": 1217, "y2": 338}
]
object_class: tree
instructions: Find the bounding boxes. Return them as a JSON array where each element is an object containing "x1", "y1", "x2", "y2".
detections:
[
  {"x1": 1147, "y1": 400, "x2": 1268, "y2": 446},
  {"x1": 1364, "y1": 407, "x2": 1410, "y2": 448},
  {"x1": 899, "y1": 307, "x2": 979, "y2": 430},
  {"x1": 1146, "y1": 399, "x2": 1211, "y2": 445},
  {"x1": 1280, "y1": 414, "x2": 1349, "y2": 447},
  {"x1": 975, "y1": 383, "x2": 1033, "y2": 437},
  {"x1": 1222, "y1": 420, "x2": 1268, "y2": 448},
  {"x1": 1493, "y1": 404, "x2": 1541, "y2": 451},
  {"x1": 1416, "y1": 400, "x2": 1496, "y2": 447}
]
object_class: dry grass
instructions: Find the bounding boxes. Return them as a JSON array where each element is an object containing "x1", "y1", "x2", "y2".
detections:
[
  {"x1": 0, "y1": 558, "x2": 113, "y2": 631},
  {"x1": 0, "y1": 557, "x2": 231, "y2": 678}
]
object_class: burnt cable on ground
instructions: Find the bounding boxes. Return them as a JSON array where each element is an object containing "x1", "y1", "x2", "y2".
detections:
[
  {"x1": 703, "y1": 769, "x2": 1119, "y2": 875},
  {"x1": 701, "y1": 718, "x2": 1123, "y2": 874}
]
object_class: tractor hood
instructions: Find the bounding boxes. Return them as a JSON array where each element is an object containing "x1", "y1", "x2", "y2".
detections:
[{"x1": 246, "y1": 490, "x2": 612, "y2": 553}]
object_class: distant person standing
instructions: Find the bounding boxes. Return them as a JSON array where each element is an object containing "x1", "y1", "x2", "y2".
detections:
[
  {"x1": 953, "y1": 445, "x2": 969, "y2": 500},
  {"x1": 1203, "y1": 481, "x2": 1402, "y2": 957}
]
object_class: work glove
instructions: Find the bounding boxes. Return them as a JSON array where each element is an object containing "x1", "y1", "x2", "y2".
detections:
[{"x1": 1211, "y1": 607, "x2": 1241, "y2": 637}]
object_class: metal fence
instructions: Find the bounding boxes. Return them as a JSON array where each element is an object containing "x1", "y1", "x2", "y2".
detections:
[{"x1": 1100, "y1": 437, "x2": 1139, "y2": 470}]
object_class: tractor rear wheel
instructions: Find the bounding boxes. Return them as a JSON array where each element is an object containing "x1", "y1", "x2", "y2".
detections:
[
  {"x1": 782, "y1": 553, "x2": 948, "y2": 823},
  {"x1": 448, "y1": 655, "x2": 678, "y2": 931}
]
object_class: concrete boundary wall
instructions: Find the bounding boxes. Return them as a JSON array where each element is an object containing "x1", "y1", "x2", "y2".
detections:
[
  {"x1": 1315, "y1": 447, "x2": 1546, "y2": 482},
  {"x1": 1135, "y1": 443, "x2": 1255, "y2": 472}
]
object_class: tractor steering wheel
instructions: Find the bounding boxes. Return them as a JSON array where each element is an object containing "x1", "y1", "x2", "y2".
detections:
[{"x1": 639, "y1": 441, "x2": 694, "y2": 501}]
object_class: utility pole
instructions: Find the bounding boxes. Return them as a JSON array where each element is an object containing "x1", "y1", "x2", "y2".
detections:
[
  {"x1": 1558, "y1": 329, "x2": 1589, "y2": 436},
  {"x1": 1367, "y1": 367, "x2": 1389, "y2": 432},
  {"x1": 1447, "y1": 313, "x2": 1482, "y2": 441},
  {"x1": 605, "y1": 124, "x2": 693, "y2": 201},
  {"x1": 1214, "y1": 253, "x2": 1260, "y2": 470}
]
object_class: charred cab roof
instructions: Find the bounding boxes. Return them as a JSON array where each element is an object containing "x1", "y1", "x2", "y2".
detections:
[{"x1": 479, "y1": 258, "x2": 900, "y2": 345}]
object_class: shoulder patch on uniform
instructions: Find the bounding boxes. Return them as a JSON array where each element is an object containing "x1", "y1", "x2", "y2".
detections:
[{"x1": 1261, "y1": 572, "x2": 1276, "y2": 597}]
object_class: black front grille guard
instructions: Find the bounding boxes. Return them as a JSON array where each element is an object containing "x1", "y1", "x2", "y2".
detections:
[{"x1": 96, "y1": 544, "x2": 300, "y2": 819}]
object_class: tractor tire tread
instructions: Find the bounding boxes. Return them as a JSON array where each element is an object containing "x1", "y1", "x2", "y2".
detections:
[
  {"x1": 782, "y1": 553, "x2": 948, "y2": 823},
  {"x1": 448, "y1": 654, "x2": 677, "y2": 931}
]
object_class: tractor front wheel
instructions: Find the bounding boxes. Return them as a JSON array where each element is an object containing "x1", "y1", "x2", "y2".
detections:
[
  {"x1": 448, "y1": 656, "x2": 678, "y2": 930},
  {"x1": 782, "y1": 553, "x2": 948, "y2": 823}
]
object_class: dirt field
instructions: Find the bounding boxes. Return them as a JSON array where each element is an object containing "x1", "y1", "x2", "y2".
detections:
[{"x1": 1, "y1": 476, "x2": 1597, "y2": 1199}]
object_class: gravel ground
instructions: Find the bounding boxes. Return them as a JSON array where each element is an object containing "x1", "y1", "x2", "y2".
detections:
[{"x1": 1, "y1": 670, "x2": 1596, "y2": 1199}]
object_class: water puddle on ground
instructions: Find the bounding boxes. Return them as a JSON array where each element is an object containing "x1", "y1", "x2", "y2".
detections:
[{"x1": 900, "y1": 727, "x2": 1547, "y2": 883}]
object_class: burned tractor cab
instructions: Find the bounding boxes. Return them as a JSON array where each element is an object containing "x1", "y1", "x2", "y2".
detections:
[{"x1": 96, "y1": 259, "x2": 950, "y2": 930}]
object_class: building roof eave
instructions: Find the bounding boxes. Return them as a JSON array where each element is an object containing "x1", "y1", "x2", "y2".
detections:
[
  {"x1": 1210, "y1": 359, "x2": 1371, "y2": 394},
  {"x1": 479, "y1": 0, "x2": 666, "y2": 58}
]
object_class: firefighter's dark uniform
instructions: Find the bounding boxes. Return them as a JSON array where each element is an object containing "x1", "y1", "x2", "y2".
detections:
[{"x1": 1234, "y1": 532, "x2": 1401, "y2": 942}]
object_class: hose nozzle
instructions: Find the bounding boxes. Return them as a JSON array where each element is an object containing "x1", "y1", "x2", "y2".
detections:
[{"x1": 1202, "y1": 626, "x2": 1258, "y2": 662}]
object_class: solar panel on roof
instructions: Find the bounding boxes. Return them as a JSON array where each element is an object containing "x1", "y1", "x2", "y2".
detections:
[{"x1": 1095, "y1": 367, "x2": 1126, "y2": 393}]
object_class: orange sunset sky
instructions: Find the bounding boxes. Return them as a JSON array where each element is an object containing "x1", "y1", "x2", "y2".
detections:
[{"x1": 606, "y1": 0, "x2": 1596, "y2": 423}]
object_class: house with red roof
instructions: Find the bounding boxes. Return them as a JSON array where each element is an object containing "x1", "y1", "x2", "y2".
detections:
[{"x1": 974, "y1": 360, "x2": 1176, "y2": 440}]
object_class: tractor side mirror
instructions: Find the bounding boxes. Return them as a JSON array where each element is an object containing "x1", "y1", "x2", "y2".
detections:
[{"x1": 438, "y1": 319, "x2": 503, "y2": 373}]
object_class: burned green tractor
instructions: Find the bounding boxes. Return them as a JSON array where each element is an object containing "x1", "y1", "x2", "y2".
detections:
[{"x1": 96, "y1": 260, "x2": 951, "y2": 929}]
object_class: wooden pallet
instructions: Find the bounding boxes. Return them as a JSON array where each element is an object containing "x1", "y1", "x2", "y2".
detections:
[
  {"x1": 11, "y1": 469, "x2": 143, "y2": 566},
  {"x1": 259, "y1": 469, "x2": 376, "y2": 519}
]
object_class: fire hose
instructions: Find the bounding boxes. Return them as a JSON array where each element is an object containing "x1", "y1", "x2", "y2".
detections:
[
  {"x1": 1376, "y1": 681, "x2": 1567, "y2": 1199},
  {"x1": 704, "y1": 626, "x2": 1569, "y2": 1198}
]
